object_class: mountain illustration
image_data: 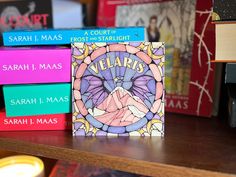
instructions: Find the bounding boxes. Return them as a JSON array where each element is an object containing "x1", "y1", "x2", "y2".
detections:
[{"x1": 88, "y1": 87, "x2": 149, "y2": 126}]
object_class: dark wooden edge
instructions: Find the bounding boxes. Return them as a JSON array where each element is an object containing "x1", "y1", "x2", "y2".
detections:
[
  {"x1": 79, "y1": 0, "x2": 96, "y2": 4},
  {"x1": 211, "y1": 60, "x2": 236, "y2": 63},
  {"x1": 212, "y1": 21, "x2": 236, "y2": 25},
  {"x1": 0, "y1": 138, "x2": 235, "y2": 177}
]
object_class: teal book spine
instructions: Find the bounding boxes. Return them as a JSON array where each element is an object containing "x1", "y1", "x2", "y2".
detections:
[
  {"x1": 3, "y1": 84, "x2": 71, "y2": 117},
  {"x1": 3, "y1": 27, "x2": 145, "y2": 46}
]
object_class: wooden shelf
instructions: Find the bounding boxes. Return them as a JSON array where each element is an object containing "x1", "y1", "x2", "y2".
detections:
[{"x1": 0, "y1": 113, "x2": 236, "y2": 177}]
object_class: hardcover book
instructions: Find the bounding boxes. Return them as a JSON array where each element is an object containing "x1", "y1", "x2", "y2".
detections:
[
  {"x1": 0, "y1": 0, "x2": 53, "y2": 44},
  {"x1": 49, "y1": 160, "x2": 78, "y2": 177},
  {"x1": 3, "y1": 83, "x2": 71, "y2": 117},
  {"x1": 227, "y1": 84, "x2": 236, "y2": 128},
  {"x1": 0, "y1": 0, "x2": 85, "y2": 45},
  {"x1": 225, "y1": 63, "x2": 236, "y2": 83},
  {"x1": 215, "y1": 23, "x2": 236, "y2": 61},
  {"x1": 213, "y1": 0, "x2": 236, "y2": 21},
  {"x1": 72, "y1": 42, "x2": 165, "y2": 136},
  {"x1": 0, "y1": 47, "x2": 71, "y2": 85},
  {"x1": 51, "y1": 0, "x2": 83, "y2": 28},
  {"x1": 0, "y1": 108, "x2": 71, "y2": 131},
  {"x1": 97, "y1": 0, "x2": 217, "y2": 117},
  {"x1": 50, "y1": 160, "x2": 146, "y2": 177},
  {"x1": 3, "y1": 27, "x2": 145, "y2": 46}
]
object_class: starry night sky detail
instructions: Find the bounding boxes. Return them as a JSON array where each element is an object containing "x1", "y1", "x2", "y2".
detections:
[{"x1": 214, "y1": 0, "x2": 236, "y2": 21}]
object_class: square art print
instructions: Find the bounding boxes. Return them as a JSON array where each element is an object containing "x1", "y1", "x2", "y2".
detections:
[{"x1": 72, "y1": 42, "x2": 165, "y2": 136}]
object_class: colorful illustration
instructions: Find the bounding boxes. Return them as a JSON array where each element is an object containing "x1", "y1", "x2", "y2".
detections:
[
  {"x1": 116, "y1": 0, "x2": 196, "y2": 96},
  {"x1": 72, "y1": 42, "x2": 165, "y2": 136},
  {"x1": 97, "y1": 0, "x2": 216, "y2": 117}
]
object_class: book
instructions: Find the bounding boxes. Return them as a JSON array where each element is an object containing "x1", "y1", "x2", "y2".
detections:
[
  {"x1": 50, "y1": 160, "x2": 147, "y2": 177},
  {"x1": 0, "y1": 0, "x2": 85, "y2": 45},
  {"x1": 227, "y1": 84, "x2": 236, "y2": 128},
  {"x1": 213, "y1": 0, "x2": 236, "y2": 21},
  {"x1": 49, "y1": 160, "x2": 78, "y2": 177},
  {"x1": 72, "y1": 42, "x2": 165, "y2": 136},
  {"x1": 51, "y1": 0, "x2": 83, "y2": 28},
  {"x1": 0, "y1": 47, "x2": 71, "y2": 85},
  {"x1": 212, "y1": 63, "x2": 222, "y2": 116},
  {"x1": 3, "y1": 83, "x2": 71, "y2": 117},
  {"x1": 3, "y1": 27, "x2": 145, "y2": 46},
  {"x1": 215, "y1": 23, "x2": 236, "y2": 62},
  {"x1": 0, "y1": 108, "x2": 71, "y2": 131},
  {"x1": 225, "y1": 63, "x2": 236, "y2": 83},
  {"x1": 0, "y1": 0, "x2": 53, "y2": 45},
  {"x1": 98, "y1": 0, "x2": 217, "y2": 117}
]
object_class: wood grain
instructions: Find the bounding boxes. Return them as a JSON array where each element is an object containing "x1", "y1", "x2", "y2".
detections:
[
  {"x1": 212, "y1": 21, "x2": 236, "y2": 24},
  {"x1": 211, "y1": 60, "x2": 236, "y2": 63},
  {"x1": 0, "y1": 113, "x2": 236, "y2": 177}
]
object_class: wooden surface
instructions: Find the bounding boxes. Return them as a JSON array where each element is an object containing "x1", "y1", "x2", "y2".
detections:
[
  {"x1": 212, "y1": 21, "x2": 236, "y2": 24},
  {"x1": 0, "y1": 113, "x2": 236, "y2": 177},
  {"x1": 211, "y1": 60, "x2": 236, "y2": 63}
]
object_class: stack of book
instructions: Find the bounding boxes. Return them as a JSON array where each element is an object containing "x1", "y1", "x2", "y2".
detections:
[
  {"x1": 0, "y1": 27, "x2": 145, "y2": 131},
  {"x1": 0, "y1": 35, "x2": 72, "y2": 131},
  {"x1": 213, "y1": 0, "x2": 236, "y2": 127}
]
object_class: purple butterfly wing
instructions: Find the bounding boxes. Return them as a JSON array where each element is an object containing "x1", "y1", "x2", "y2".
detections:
[
  {"x1": 80, "y1": 75, "x2": 109, "y2": 108},
  {"x1": 130, "y1": 75, "x2": 156, "y2": 108}
]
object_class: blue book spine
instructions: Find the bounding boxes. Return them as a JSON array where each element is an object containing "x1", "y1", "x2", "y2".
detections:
[{"x1": 3, "y1": 27, "x2": 145, "y2": 46}]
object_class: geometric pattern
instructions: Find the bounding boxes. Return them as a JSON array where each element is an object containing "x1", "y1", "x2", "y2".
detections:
[{"x1": 72, "y1": 42, "x2": 165, "y2": 136}]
